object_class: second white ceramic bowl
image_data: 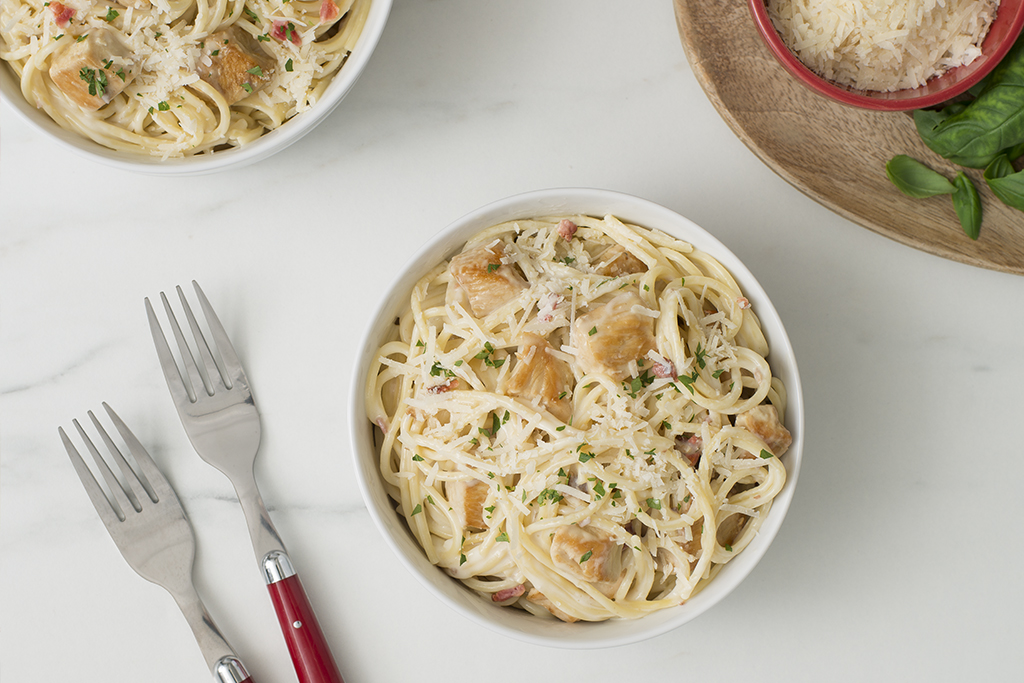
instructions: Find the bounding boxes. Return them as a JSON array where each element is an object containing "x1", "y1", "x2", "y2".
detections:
[{"x1": 349, "y1": 187, "x2": 804, "y2": 648}]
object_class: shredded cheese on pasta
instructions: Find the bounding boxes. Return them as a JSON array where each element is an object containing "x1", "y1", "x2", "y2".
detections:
[
  {"x1": 0, "y1": 0, "x2": 370, "y2": 157},
  {"x1": 365, "y1": 215, "x2": 790, "y2": 622}
]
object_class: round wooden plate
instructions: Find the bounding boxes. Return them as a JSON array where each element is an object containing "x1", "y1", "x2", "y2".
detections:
[{"x1": 674, "y1": 0, "x2": 1024, "y2": 275}]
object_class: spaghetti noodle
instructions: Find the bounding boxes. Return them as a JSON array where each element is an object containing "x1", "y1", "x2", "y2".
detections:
[
  {"x1": 365, "y1": 215, "x2": 791, "y2": 622},
  {"x1": 0, "y1": 0, "x2": 370, "y2": 157}
]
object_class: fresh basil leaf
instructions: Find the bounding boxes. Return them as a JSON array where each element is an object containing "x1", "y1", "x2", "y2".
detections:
[
  {"x1": 984, "y1": 156, "x2": 1024, "y2": 211},
  {"x1": 951, "y1": 172, "x2": 982, "y2": 240},
  {"x1": 1003, "y1": 142, "x2": 1024, "y2": 163},
  {"x1": 885, "y1": 155, "x2": 956, "y2": 198},
  {"x1": 912, "y1": 37, "x2": 1024, "y2": 168}
]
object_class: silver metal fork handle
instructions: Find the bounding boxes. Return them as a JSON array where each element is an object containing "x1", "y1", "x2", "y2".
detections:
[
  {"x1": 171, "y1": 584, "x2": 254, "y2": 683},
  {"x1": 232, "y1": 470, "x2": 288, "y2": 561}
]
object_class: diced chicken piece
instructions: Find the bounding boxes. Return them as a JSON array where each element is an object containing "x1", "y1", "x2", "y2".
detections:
[
  {"x1": 504, "y1": 333, "x2": 573, "y2": 422},
  {"x1": 446, "y1": 478, "x2": 490, "y2": 530},
  {"x1": 595, "y1": 244, "x2": 647, "y2": 277},
  {"x1": 526, "y1": 589, "x2": 578, "y2": 623},
  {"x1": 549, "y1": 525, "x2": 624, "y2": 598},
  {"x1": 48, "y1": 29, "x2": 135, "y2": 111},
  {"x1": 571, "y1": 293, "x2": 656, "y2": 381},
  {"x1": 196, "y1": 25, "x2": 275, "y2": 105},
  {"x1": 448, "y1": 242, "x2": 527, "y2": 317},
  {"x1": 735, "y1": 404, "x2": 792, "y2": 456}
]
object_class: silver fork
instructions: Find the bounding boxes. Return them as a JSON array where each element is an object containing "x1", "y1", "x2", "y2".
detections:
[
  {"x1": 146, "y1": 281, "x2": 343, "y2": 683},
  {"x1": 60, "y1": 403, "x2": 253, "y2": 683}
]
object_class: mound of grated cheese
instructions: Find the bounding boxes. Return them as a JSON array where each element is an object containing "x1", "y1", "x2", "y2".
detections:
[{"x1": 767, "y1": 0, "x2": 1000, "y2": 92}]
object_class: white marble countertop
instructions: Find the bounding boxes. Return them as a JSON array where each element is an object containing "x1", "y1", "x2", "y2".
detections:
[{"x1": 3, "y1": 1, "x2": 1023, "y2": 681}]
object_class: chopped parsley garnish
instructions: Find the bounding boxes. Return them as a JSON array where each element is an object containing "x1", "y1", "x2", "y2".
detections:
[
  {"x1": 579, "y1": 550, "x2": 593, "y2": 564},
  {"x1": 759, "y1": 449, "x2": 774, "y2": 459},
  {"x1": 104, "y1": 8, "x2": 119, "y2": 22},
  {"x1": 496, "y1": 532, "x2": 509, "y2": 543},
  {"x1": 486, "y1": 263, "x2": 500, "y2": 273},
  {"x1": 555, "y1": 425, "x2": 565, "y2": 432},
  {"x1": 454, "y1": 360, "x2": 463, "y2": 366},
  {"x1": 411, "y1": 504, "x2": 422, "y2": 516},
  {"x1": 557, "y1": 391, "x2": 567, "y2": 399},
  {"x1": 683, "y1": 494, "x2": 691, "y2": 503},
  {"x1": 102, "y1": 59, "x2": 113, "y2": 69},
  {"x1": 474, "y1": 342, "x2": 505, "y2": 368},
  {"x1": 459, "y1": 553, "x2": 467, "y2": 565},
  {"x1": 558, "y1": 256, "x2": 575, "y2": 265},
  {"x1": 724, "y1": 544, "x2": 733, "y2": 552},
  {"x1": 647, "y1": 498, "x2": 662, "y2": 510},
  {"x1": 415, "y1": 339, "x2": 424, "y2": 347},
  {"x1": 115, "y1": 68, "x2": 125, "y2": 81},
  {"x1": 592, "y1": 481, "x2": 606, "y2": 499},
  {"x1": 411, "y1": 454, "x2": 424, "y2": 462},
  {"x1": 243, "y1": 7, "x2": 260, "y2": 23},
  {"x1": 694, "y1": 343, "x2": 707, "y2": 369},
  {"x1": 677, "y1": 370, "x2": 699, "y2": 395},
  {"x1": 257, "y1": 33, "x2": 270, "y2": 42},
  {"x1": 429, "y1": 361, "x2": 455, "y2": 378},
  {"x1": 578, "y1": 451, "x2": 595, "y2": 463},
  {"x1": 157, "y1": 100, "x2": 169, "y2": 111},
  {"x1": 211, "y1": 49, "x2": 220, "y2": 56},
  {"x1": 712, "y1": 368, "x2": 725, "y2": 378},
  {"x1": 589, "y1": 326, "x2": 597, "y2": 336},
  {"x1": 53, "y1": 33, "x2": 63, "y2": 40},
  {"x1": 537, "y1": 489, "x2": 564, "y2": 504},
  {"x1": 662, "y1": 420, "x2": 671, "y2": 430},
  {"x1": 76, "y1": 34, "x2": 88, "y2": 42},
  {"x1": 285, "y1": 58, "x2": 294, "y2": 72},
  {"x1": 241, "y1": 83, "x2": 253, "y2": 93},
  {"x1": 78, "y1": 67, "x2": 107, "y2": 97},
  {"x1": 246, "y1": 66, "x2": 263, "y2": 77},
  {"x1": 622, "y1": 370, "x2": 655, "y2": 398}
]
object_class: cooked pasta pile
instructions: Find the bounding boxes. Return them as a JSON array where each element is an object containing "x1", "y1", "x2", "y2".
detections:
[
  {"x1": 365, "y1": 215, "x2": 791, "y2": 622},
  {"x1": 0, "y1": 0, "x2": 370, "y2": 157}
]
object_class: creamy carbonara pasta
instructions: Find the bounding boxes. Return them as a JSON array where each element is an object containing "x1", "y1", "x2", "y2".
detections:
[
  {"x1": 0, "y1": 0, "x2": 369, "y2": 157},
  {"x1": 366, "y1": 215, "x2": 791, "y2": 622}
]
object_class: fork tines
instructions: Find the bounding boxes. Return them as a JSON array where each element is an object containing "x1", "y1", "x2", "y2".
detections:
[
  {"x1": 145, "y1": 281, "x2": 246, "y2": 406},
  {"x1": 60, "y1": 404, "x2": 165, "y2": 524}
]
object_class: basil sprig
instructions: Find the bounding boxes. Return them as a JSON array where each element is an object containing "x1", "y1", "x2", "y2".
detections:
[{"x1": 885, "y1": 157, "x2": 983, "y2": 240}]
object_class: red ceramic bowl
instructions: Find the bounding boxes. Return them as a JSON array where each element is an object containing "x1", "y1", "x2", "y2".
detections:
[{"x1": 748, "y1": 0, "x2": 1024, "y2": 111}]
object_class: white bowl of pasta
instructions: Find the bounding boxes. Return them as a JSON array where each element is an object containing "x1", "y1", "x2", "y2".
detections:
[
  {"x1": 351, "y1": 188, "x2": 803, "y2": 648},
  {"x1": 0, "y1": 0, "x2": 391, "y2": 174}
]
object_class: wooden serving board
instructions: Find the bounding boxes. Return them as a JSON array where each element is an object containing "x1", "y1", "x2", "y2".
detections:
[{"x1": 674, "y1": 0, "x2": 1024, "y2": 275}]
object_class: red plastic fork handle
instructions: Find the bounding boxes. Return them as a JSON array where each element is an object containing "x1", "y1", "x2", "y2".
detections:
[{"x1": 267, "y1": 574, "x2": 344, "y2": 683}]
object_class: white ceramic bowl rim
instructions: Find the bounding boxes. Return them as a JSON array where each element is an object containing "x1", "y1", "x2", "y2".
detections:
[
  {"x1": 0, "y1": 0, "x2": 392, "y2": 176},
  {"x1": 349, "y1": 188, "x2": 804, "y2": 649}
]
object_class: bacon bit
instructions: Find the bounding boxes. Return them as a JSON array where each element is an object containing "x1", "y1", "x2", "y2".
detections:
[
  {"x1": 537, "y1": 292, "x2": 564, "y2": 322},
  {"x1": 491, "y1": 584, "x2": 526, "y2": 602},
  {"x1": 320, "y1": 0, "x2": 340, "y2": 23},
  {"x1": 675, "y1": 435, "x2": 702, "y2": 467},
  {"x1": 736, "y1": 297, "x2": 751, "y2": 310},
  {"x1": 427, "y1": 378, "x2": 458, "y2": 394},
  {"x1": 557, "y1": 219, "x2": 577, "y2": 241},
  {"x1": 652, "y1": 358, "x2": 676, "y2": 379},
  {"x1": 272, "y1": 20, "x2": 302, "y2": 45},
  {"x1": 375, "y1": 418, "x2": 389, "y2": 435},
  {"x1": 50, "y1": 1, "x2": 74, "y2": 27}
]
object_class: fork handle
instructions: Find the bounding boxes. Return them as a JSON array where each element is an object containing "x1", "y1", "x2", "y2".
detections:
[{"x1": 264, "y1": 553, "x2": 344, "y2": 683}]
